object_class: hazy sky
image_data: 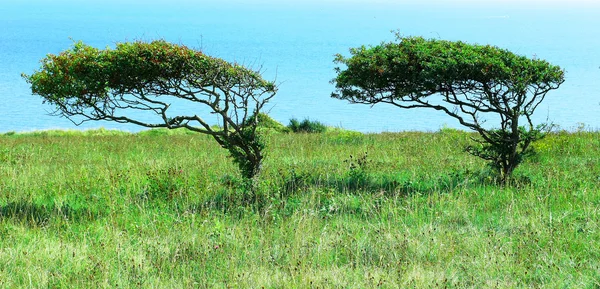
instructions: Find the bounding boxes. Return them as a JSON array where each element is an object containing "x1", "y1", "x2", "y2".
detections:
[
  {"x1": 14, "y1": 0, "x2": 598, "y2": 5},
  {"x1": 189, "y1": 0, "x2": 596, "y2": 5}
]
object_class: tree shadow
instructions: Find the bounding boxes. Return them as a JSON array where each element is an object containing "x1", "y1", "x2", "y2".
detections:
[
  {"x1": 279, "y1": 169, "x2": 478, "y2": 197},
  {"x1": 182, "y1": 168, "x2": 533, "y2": 217},
  {"x1": 0, "y1": 200, "x2": 103, "y2": 227},
  {"x1": 183, "y1": 169, "x2": 478, "y2": 217}
]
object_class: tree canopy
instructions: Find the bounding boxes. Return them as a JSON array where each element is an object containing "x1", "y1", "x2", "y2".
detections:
[
  {"x1": 333, "y1": 35, "x2": 565, "y2": 182},
  {"x1": 24, "y1": 40, "x2": 277, "y2": 179}
]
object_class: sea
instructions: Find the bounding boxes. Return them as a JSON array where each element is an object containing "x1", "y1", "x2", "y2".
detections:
[{"x1": 1, "y1": 0, "x2": 599, "y2": 133}]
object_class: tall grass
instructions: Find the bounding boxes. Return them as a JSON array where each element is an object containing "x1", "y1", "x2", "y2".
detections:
[{"x1": 0, "y1": 128, "x2": 598, "y2": 288}]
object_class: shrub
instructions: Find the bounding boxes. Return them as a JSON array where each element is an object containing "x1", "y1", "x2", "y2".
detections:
[{"x1": 288, "y1": 118, "x2": 327, "y2": 133}]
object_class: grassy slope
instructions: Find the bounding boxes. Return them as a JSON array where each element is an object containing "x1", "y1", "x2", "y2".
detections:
[{"x1": 0, "y1": 129, "x2": 598, "y2": 288}]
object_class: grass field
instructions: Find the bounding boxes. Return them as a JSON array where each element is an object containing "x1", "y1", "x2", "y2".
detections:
[{"x1": 0, "y1": 128, "x2": 598, "y2": 288}]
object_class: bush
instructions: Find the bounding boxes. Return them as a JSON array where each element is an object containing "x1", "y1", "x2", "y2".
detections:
[{"x1": 288, "y1": 118, "x2": 327, "y2": 133}]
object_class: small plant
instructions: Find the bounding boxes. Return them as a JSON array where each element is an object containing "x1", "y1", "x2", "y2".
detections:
[
  {"x1": 142, "y1": 167, "x2": 187, "y2": 201},
  {"x1": 344, "y1": 152, "x2": 371, "y2": 189},
  {"x1": 288, "y1": 118, "x2": 327, "y2": 133}
]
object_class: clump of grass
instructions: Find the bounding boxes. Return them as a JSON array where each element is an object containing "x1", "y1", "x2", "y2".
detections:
[{"x1": 254, "y1": 113, "x2": 291, "y2": 133}]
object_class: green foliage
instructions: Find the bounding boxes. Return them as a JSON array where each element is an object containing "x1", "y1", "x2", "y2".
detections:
[
  {"x1": 333, "y1": 34, "x2": 565, "y2": 183},
  {"x1": 25, "y1": 40, "x2": 275, "y2": 104},
  {"x1": 333, "y1": 36, "x2": 564, "y2": 99},
  {"x1": 288, "y1": 118, "x2": 327, "y2": 133}
]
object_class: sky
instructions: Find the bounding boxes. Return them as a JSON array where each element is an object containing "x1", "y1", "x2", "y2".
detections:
[
  {"x1": 163, "y1": 0, "x2": 597, "y2": 6},
  {"x1": 11, "y1": 0, "x2": 599, "y2": 5},
  {"x1": 7, "y1": 0, "x2": 599, "y2": 15}
]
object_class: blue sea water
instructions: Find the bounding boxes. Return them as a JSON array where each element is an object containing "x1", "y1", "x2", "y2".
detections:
[{"x1": 1, "y1": 0, "x2": 599, "y2": 133}]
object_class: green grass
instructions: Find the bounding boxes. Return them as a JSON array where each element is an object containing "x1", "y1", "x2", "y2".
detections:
[{"x1": 0, "y1": 128, "x2": 599, "y2": 288}]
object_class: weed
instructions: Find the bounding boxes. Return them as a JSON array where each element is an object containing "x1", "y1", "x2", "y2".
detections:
[
  {"x1": 344, "y1": 152, "x2": 371, "y2": 189},
  {"x1": 142, "y1": 166, "x2": 187, "y2": 201}
]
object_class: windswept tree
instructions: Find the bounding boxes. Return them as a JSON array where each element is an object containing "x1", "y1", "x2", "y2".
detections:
[
  {"x1": 24, "y1": 40, "x2": 277, "y2": 179},
  {"x1": 333, "y1": 35, "x2": 565, "y2": 183}
]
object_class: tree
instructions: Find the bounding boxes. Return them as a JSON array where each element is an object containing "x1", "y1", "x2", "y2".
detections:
[
  {"x1": 24, "y1": 40, "x2": 277, "y2": 180},
  {"x1": 332, "y1": 35, "x2": 565, "y2": 183}
]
